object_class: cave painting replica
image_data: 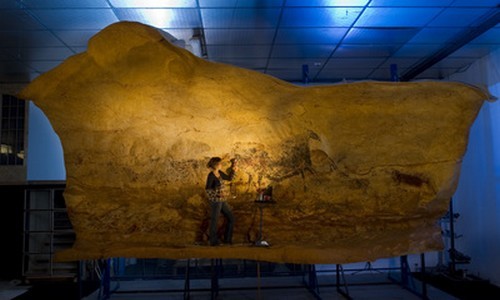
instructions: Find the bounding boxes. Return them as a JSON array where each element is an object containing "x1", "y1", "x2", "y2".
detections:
[{"x1": 19, "y1": 22, "x2": 490, "y2": 264}]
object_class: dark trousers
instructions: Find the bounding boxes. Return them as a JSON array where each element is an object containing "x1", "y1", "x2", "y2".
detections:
[{"x1": 209, "y1": 201, "x2": 234, "y2": 245}]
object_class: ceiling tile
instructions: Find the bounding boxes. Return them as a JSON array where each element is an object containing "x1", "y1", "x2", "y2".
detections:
[
  {"x1": 207, "y1": 45, "x2": 271, "y2": 58},
  {"x1": 355, "y1": 7, "x2": 442, "y2": 27},
  {"x1": 2, "y1": 47, "x2": 74, "y2": 61},
  {"x1": 199, "y1": 0, "x2": 284, "y2": 7},
  {"x1": 452, "y1": 0, "x2": 500, "y2": 7},
  {"x1": 0, "y1": 0, "x2": 497, "y2": 85},
  {"x1": 275, "y1": 28, "x2": 347, "y2": 44},
  {"x1": 205, "y1": 29, "x2": 275, "y2": 45},
  {"x1": 21, "y1": 0, "x2": 110, "y2": 8},
  {"x1": 408, "y1": 28, "x2": 463, "y2": 44},
  {"x1": 0, "y1": 0, "x2": 21, "y2": 9},
  {"x1": 0, "y1": 31, "x2": 64, "y2": 48},
  {"x1": 160, "y1": 29, "x2": 196, "y2": 41},
  {"x1": 53, "y1": 30, "x2": 99, "y2": 47},
  {"x1": 323, "y1": 58, "x2": 385, "y2": 69},
  {"x1": 343, "y1": 28, "x2": 419, "y2": 44},
  {"x1": 470, "y1": 28, "x2": 500, "y2": 44},
  {"x1": 392, "y1": 44, "x2": 443, "y2": 58},
  {"x1": 26, "y1": 61, "x2": 63, "y2": 73},
  {"x1": 369, "y1": 0, "x2": 453, "y2": 6},
  {"x1": 268, "y1": 58, "x2": 327, "y2": 69},
  {"x1": 286, "y1": 0, "x2": 369, "y2": 6},
  {"x1": 201, "y1": 8, "x2": 280, "y2": 28},
  {"x1": 0, "y1": 49, "x2": 13, "y2": 60},
  {"x1": 0, "y1": 61, "x2": 33, "y2": 74},
  {"x1": 427, "y1": 8, "x2": 490, "y2": 27},
  {"x1": 71, "y1": 47, "x2": 88, "y2": 54},
  {"x1": 0, "y1": 72, "x2": 37, "y2": 82},
  {"x1": 0, "y1": 10, "x2": 44, "y2": 31},
  {"x1": 115, "y1": 8, "x2": 200, "y2": 28},
  {"x1": 434, "y1": 57, "x2": 477, "y2": 69},
  {"x1": 211, "y1": 58, "x2": 267, "y2": 69},
  {"x1": 333, "y1": 44, "x2": 400, "y2": 57},
  {"x1": 449, "y1": 44, "x2": 499, "y2": 58},
  {"x1": 110, "y1": 0, "x2": 196, "y2": 8},
  {"x1": 31, "y1": 9, "x2": 119, "y2": 30},
  {"x1": 281, "y1": 7, "x2": 362, "y2": 27},
  {"x1": 271, "y1": 45, "x2": 335, "y2": 58}
]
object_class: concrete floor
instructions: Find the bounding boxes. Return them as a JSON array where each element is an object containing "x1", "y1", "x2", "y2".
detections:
[
  {"x1": 0, "y1": 280, "x2": 29, "y2": 300},
  {"x1": 83, "y1": 273, "x2": 459, "y2": 300}
]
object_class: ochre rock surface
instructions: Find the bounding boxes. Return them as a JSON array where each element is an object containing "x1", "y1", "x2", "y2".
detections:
[{"x1": 19, "y1": 22, "x2": 488, "y2": 264}]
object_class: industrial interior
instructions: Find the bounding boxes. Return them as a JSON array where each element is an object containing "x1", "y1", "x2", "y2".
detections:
[{"x1": 1, "y1": 1, "x2": 500, "y2": 299}]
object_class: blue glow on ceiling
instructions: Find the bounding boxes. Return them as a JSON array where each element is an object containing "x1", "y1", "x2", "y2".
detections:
[
  {"x1": 0, "y1": 0, "x2": 499, "y2": 82},
  {"x1": 287, "y1": 0, "x2": 369, "y2": 6},
  {"x1": 281, "y1": 7, "x2": 362, "y2": 27},
  {"x1": 355, "y1": 7, "x2": 442, "y2": 27}
]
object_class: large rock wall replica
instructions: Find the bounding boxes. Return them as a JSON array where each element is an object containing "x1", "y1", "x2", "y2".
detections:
[{"x1": 19, "y1": 22, "x2": 488, "y2": 264}]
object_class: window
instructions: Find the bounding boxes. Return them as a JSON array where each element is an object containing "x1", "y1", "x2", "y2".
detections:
[
  {"x1": 23, "y1": 186, "x2": 76, "y2": 278},
  {"x1": 0, "y1": 94, "x2": 26, "y2": 165}
]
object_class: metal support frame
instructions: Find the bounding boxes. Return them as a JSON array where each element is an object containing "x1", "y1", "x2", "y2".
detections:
[
  {"x1": 210, "y1": 258, "x2": 221, "y2": 300},
  {"x1": 336, "y1": 264, "x2": 352, "y2": 300},
  {"x1": 400, "y1": 256, "x2": 411, "y2": 287},
  {"x1": 421, "y1": 253, "x2": 428, "y2": 298},
  {"x1": 78, "y1": 260, "x2": 83, "y2": 300},
  {"x1": 99, "y1": 259, "x2": 111, "y2": 300},
  {"x1": 184, "y1": 259, "x2": 191, "y2": 300},
  {"x1": 97, "y1": 258, "x2": 121, "y2": 300},
  {"x1": 257, "y1": 261, "x2": 261, "y2": 299},
  {"x1": 87, "y1": 256, "x2": 439, "y2": 299},
  {"x1": 254, "y1": 201, "x2": 275, "y2": 247},
  {"x1": 302, "y1": 264, "x2": 321, "y2": 300},
  {"x1": 400, "y1": 7, "x2": 500, "y2": 81},
  {"x1": 104, "y1": 259, "x2": 111, "y2": 299},
  {"x1": 390, "y1": 63, "x2": 399, "y2": 82},
  {"x1": 388, "y1": 255, "x2": 428, "y2": 300},
  {"x1": 351, "y1": 261, "x2": 382, "y2": 275},
  {"x1": 302, "y1": 64, "x2": 310, "y2": 84},
  {"x1": 257, "y1": 205, "x2": 264, "y2": 244},
  {"x1": 449, "y1": 198, "x2": 456, "y2": 274},
  {"x1": 442, "y1": 197, "x2": 470, "y2": 277}
]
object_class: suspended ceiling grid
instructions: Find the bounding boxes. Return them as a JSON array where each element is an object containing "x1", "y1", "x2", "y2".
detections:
[{"x1": 0, "y1": 0, "x2": 499, "y2": 83}]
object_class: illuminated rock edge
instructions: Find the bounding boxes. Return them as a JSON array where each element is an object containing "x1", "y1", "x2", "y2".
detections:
[{"x1": 19, "y1": 21, "x2": 489, "y2": 264}]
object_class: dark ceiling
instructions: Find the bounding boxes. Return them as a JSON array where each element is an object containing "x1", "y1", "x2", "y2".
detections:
[{"x1": 0, "y1": 0, "x2": 499, "y2": 84}]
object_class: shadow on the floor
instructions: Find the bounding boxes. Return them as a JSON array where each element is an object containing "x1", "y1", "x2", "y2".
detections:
[
  {"x1": 413, "y1": 272, "x2": 500, "y2": 300},
  {"x1": 13, "y1": 279, "x2": 99, "y2": 300}
]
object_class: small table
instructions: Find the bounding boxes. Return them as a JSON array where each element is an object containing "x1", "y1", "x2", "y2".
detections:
[{"x1": 254, "y1": 200, "x2": 276, "y2": 247}]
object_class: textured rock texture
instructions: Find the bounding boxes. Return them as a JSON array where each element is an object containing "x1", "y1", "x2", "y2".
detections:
[{"x1": 19, "y1": 22, "x2": 488, "y2": 264}]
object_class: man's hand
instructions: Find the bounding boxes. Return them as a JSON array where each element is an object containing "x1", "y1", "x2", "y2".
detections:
[{"x1": 231, "y1": 158, "x2": 238, "y2": 171}]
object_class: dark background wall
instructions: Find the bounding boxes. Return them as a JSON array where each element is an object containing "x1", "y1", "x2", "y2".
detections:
[{"x1": 0, "y1": 185, "x2": 25, "y2": 279}]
